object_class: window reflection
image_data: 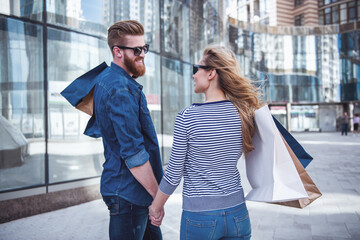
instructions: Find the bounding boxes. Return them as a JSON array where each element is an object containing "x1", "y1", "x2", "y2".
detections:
[
  {"x1": 46, "y1": 0, "x2": 110, "y2": 36},
  {"x1": 189, "y1": 0, "x2": 224, "y2": 62},
  {"x1": 228, "y1": 29, "x2": 350, "y2": 104},
  {"x1": 162, "y1": 0, "x2": 190, "y2": 60},
  {"x1": 47, "y1": 28, "x2": 111, "y2": 183},
  {"x1": 161, "y1": 57, "x2": 192, "y2": 164},
  {"x1": 114, "y1": 0, "x2": 161, "y2": 52},
  {"x1": 137, "y1": 52, "x2": 163, "y2": 162},
  {"x1": 0, "y1": 0, "x2": 43, "y2": 21},
  {"x1": 0, "y1": 17, "x2": 44, "y2": 191},
  {"x1": 291, "y1": 105, "x2": 319, "y2": 131}
]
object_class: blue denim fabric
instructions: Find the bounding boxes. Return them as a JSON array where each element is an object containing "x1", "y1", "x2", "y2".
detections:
[
  {"x1": 341, "y1": 123, "x2": 348, "y2": 136},
  {"x1": 180, "y1": 203, "x2": 251, "y2": 240},
  {"x1": 94, "y1": 62, "x2": 163, "y2": 206},
  {"x1": 143, "y1": 221, "x2": 163, "y2": 240},
  {"x1": 103, "y1": 196, "x2": 149, "y2": 240}
]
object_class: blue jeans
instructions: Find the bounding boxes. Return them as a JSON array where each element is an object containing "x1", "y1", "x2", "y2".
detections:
[
  {"x1": 103, "y1": 196, "x2": 160, "y2": 240},
  {"x1": 180, "y1": 203, "x2": 251, "y2": 240},
  {"x1": 341, "y1": 123, "x2": 348, "y2": 135},
  {"x1": 143, "y1": 220, "x2": 163, "y2": 240}
]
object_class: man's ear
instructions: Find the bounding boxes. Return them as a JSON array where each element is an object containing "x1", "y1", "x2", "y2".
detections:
[{"x1": 113, "y1": 47, "x2": 122, "y2": 58}]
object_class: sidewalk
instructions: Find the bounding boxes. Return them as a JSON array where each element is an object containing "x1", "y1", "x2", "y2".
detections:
[{"x1": 1, "y1": 132, "x2": 360, "y2": 240}]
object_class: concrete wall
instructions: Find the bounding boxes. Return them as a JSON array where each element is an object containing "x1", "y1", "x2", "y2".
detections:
[{"x1": 319, "y1": 105, "x2": 343, "y2": 132}]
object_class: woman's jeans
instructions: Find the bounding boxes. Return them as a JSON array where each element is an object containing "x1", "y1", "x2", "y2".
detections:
[
  {"x1": 180, "y1": 203, "x2": 251, "y2": 240},
  {"x1": 103, "y1": 196, "x2": 162, "y2": 240}
]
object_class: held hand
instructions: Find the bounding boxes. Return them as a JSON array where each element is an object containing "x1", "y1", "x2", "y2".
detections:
[{"x1": 149, "y1": 204, "x2": 165, "y2": 227}]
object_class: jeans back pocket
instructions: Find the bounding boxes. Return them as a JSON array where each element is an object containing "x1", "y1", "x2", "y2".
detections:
[
  {"x1": 185, "y1": 218, "x2": 216, "y2": 240},
  {"x1": 234, "y1": 210, "x2": 251, "y2": 239}
]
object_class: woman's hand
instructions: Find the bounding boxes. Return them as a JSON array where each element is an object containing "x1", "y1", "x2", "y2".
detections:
[{"x1": 148, "y1": 204, "x2": 165, "y2": 227}]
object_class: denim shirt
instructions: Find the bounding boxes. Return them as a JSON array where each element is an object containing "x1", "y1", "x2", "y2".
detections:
[{"x1": 93, "y1": 62, "x2": 163, "y2": 206}]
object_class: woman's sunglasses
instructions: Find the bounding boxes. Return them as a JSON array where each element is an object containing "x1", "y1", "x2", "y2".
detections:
[
  {"x1": 112, "y1": 44, "x2": 149, "y2": 56},
  {"x1": 193, "y1": 64, "x2": 211, "y2": 74}
]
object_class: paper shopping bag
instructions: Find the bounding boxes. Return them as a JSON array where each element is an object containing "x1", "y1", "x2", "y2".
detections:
[
  {"x1": 61, "y1": 61, "x2": 108, "y2": 115},
  {"x1": 75, "y1": 88, "x2": 94, "y2": 116},
  {"x1": 274, "y1": 136, "x2": 322, "y2": 208},
  {"x1": 245, "y1": 105, "x2": 308, "y2": 202},
  {"x1": 273, "y1": 117, "x2": 313, "y2": 168},
  {"x1": 61, "y1": 62, "x2": 108, "y2": 138}
]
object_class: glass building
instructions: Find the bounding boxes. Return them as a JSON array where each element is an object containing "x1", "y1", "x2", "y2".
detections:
[{"x1": 0, "y1": 0, "x2": 359, "y2": 221}]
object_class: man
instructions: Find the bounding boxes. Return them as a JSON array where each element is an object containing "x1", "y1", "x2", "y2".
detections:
[
  {"x1": 94, "y1": 20, "x2": 163, "y2": 240},
  {"x1": 341, "y1": 112, "x2": 349, "y2": 136}
]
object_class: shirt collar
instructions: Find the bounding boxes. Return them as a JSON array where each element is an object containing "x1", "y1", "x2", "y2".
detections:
[{"x1": 110, "y1": 62, "x2": 143, "y2": 90}]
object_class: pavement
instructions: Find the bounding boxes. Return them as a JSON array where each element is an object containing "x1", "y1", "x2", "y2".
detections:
[{"x1": 0, "y1": 132, "x2": 360, "y2": 240}]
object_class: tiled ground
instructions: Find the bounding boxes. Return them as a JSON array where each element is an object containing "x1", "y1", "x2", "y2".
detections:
[{"x1": 1, "y1": 132, "x2": 359, "y2": 240}]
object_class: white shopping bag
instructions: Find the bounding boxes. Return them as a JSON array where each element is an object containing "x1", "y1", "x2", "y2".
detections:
[{"x1": 245, "y1": 105, "x2": 308, "y2": 202}]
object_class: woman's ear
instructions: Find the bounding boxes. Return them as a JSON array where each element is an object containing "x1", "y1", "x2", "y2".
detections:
[{"x1": 208, "y1": 69, "x2": 217, "y2": 80}]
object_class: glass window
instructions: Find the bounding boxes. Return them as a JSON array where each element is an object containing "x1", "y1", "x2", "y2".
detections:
[
  {"x1": 291, "y1": 106, "x2": 319, "y2": 131},
  {"x1": 332, "y1": 6, "x2": 339, "y2": 24},
  {"x1": 46, "y1": 0, "x2": 110, "y2": 36},
  {"x1": 340, "y1": 4, "x2": 347, "y2": 23},
  {"x1": 0, "y1": 0, "x2": 43, "y2": 21},
  {"x1": 161, "y1": 57, "x2": 192, "y2": 164},
  {"x1": 47, "y1": 28, "x2": 111, "y2": 183},
  {"x1": 162, "y1": 0, "x2": 190, "y2": 61},
  {"x1": 325, "y1": 8, "x2": 331, "y2": 24},
  {"x1": 349, "y1": 2, "x2": 356, "y2": 20},
  {"x1": 294, "y1": 14, "x2": 304, "y2": 26},
  {"x1": 137, "y1": 53, "x2": 163, "y2": 162},
  {"x1": 0, "y1": 17, "x2": 45, "y2": 192},
  {"x1": 319, "y1": 10, "x2": 324, "y2": 25},
  {"x1": 294, "y1": 0, "x2": 304, "y2": 8},
  {"x1": 114, "y1": 0, "x2": 161, "y2": 53}
]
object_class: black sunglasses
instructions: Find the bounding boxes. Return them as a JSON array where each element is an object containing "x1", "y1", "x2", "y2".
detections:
[
  {"x1": 193, "y1": 64, "x2": 211, "y2": 74},
  {"x1": 112, "y1": 44, "x2": 149, "y2": 56}
]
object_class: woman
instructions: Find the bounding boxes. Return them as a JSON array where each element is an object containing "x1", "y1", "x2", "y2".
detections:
[
  {"x1": 149, "y1": 45, "x2": 262, "y2": 239},
  {"x1": 353, "y1": 114, "x2": 359, "y2": 136}
]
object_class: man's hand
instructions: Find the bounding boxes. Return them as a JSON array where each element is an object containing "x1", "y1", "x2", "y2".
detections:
[{"x1": 149, "y1": 204, "x2": 165, "y2": 227}]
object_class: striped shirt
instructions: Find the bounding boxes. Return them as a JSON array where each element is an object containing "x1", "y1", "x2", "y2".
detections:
[{"x1": 158, "y1": 100, "x2": 245, "y2": 212}]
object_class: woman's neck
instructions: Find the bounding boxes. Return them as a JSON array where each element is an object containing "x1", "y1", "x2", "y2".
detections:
[{"x1": 205, "y1": 88, "x2": 227, "y2": 103}]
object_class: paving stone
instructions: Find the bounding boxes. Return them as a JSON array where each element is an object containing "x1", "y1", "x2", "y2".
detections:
[
  {"x1": 311, "y1": 223, "x2": 351, "y2": 239},
  {"x1": 1, "y1": 133, "x2": 359, "y2": 239},
  {"x1": 346, "y1": 223, "x2": 360, "y2": 239}
]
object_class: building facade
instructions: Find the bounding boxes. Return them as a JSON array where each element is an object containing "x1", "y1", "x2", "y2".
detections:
[{"x1": 0, "y1": 0, "x2": 359, "y2": 222}]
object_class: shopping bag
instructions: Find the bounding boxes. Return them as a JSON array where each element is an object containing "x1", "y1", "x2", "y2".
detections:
[
  {"x1": 61, "y1": 61, "x2": 108, "y2": 115},
  {"x1": 245, "y1": 105, "x2": 308, "y2": 202},
  {"x1": 273, "y1": 136, "x2": 322, "y2": 208},
  {"x1": 273, "y1": 117, "x2": 313, "y2": 168},
  {"x1": 75, "y1": 88, "x2": 94, "y2": 116},
  {"x1": 60, "y1": 62, "x2": 108, "y2": 138}
]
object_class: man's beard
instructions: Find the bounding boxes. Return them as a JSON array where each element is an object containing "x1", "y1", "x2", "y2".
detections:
[{"x1": 124, "y1": 53, "x2": 146, "y2": 77}]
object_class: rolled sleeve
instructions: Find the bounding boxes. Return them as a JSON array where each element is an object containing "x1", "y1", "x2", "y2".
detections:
[{"x1": 124, "y1": 148, "x2": 149, "y2": 169}]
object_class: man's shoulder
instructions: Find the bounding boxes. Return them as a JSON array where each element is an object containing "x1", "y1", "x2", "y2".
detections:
[{"x1": 97, "y1": 67, "x2": 130, "y2": 91}]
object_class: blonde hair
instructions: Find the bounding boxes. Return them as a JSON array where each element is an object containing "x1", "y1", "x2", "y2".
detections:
[
  {"x1": 107, "y1": 20, "x2": 144, "y2": 55},
  {"x1": 203, "y1": 45, "x2": 262, "y2": 155}
]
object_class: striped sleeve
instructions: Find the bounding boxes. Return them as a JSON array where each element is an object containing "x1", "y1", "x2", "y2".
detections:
[{"x1": 158, "y1": 110, "x2": 188, "y2": 195}]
